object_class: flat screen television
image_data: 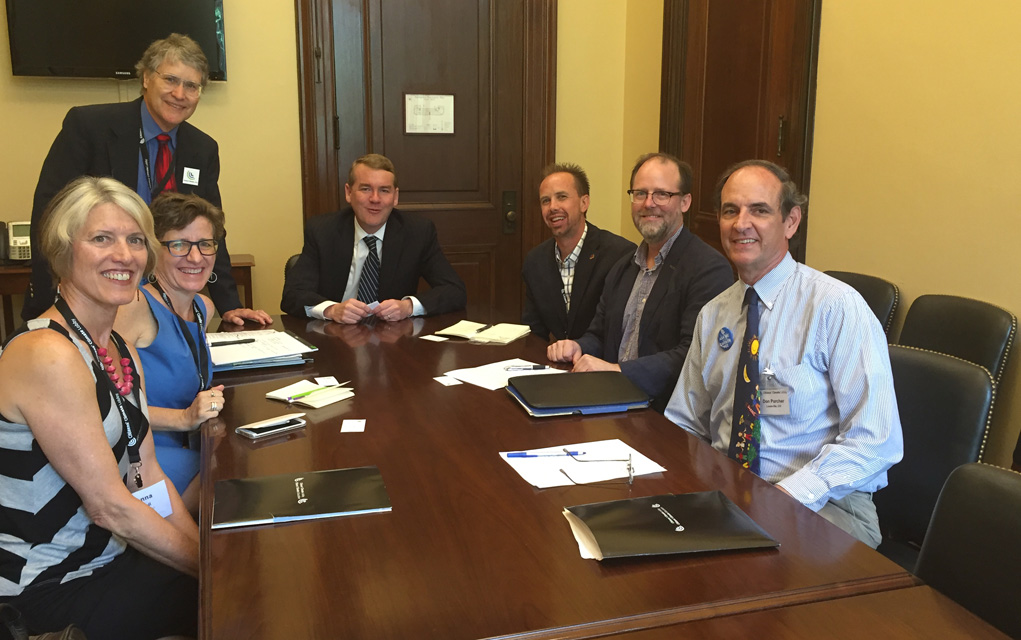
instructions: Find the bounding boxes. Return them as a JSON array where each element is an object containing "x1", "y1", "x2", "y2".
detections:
[{"x1": 5, "y1": 0, "x2": 226, "y2": 80}]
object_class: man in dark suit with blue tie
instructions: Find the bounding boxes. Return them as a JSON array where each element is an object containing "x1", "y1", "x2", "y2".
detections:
[
  {"x1": 23, "y1": 34, "x2": 268, "y2": 325},
  {"x1": 280, "y1": 153, "x2": 466, "y2": 323},
  {"x1": 521, "y1": 163, "x2": 635, "y2": 341}
]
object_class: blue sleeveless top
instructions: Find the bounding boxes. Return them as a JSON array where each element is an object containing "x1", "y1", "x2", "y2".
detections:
[{"x1": 136, "y1": 287, "x2": 211, "y2": 492}]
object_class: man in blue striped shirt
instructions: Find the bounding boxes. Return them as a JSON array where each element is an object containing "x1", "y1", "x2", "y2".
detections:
[{"x1": 664, "y1": 160, "x2": 903, "y2": 548}]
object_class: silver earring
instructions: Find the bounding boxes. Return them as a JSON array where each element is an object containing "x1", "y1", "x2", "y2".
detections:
[{"x1": 207, "y1": 271, "x2": 218, "y2": 284}]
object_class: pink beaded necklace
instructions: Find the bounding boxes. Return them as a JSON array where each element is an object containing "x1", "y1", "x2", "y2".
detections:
[{"x1": 96, "y1": 345, "x2": 134, "y2": 396}]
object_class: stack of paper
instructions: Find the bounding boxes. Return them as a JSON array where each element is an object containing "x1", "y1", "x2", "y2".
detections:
[
  {"x1": 266, "y1": 380, "x2": 354, "y2": 409},
  {"x1": 209, "y1": 330, "x2": 317, "y2": 371},
  {"x1": 444, "y1": 358, "x2": 563, "y2": 390},
  {"x1": 435, "y1": 320, "x2": 530, "y2": 345}
]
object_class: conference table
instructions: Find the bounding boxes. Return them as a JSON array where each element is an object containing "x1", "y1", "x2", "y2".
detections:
[{"x1": 200, "y1": 313, "x2": 919, "y2": 639}]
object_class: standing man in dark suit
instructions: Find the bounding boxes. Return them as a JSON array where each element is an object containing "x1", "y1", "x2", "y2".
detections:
[
  {"x1": 548, "y1": 153, "x2": 733, "y2": 410},
  {"x1": 23, "y1": 33, "x2": 269, "y2": 325},
  {"x1": 521, "y1": 163, "x2": 635, "y2": 341},
  {"x1": 280, "y1": 153, "x2": 466, "y2": 323}
]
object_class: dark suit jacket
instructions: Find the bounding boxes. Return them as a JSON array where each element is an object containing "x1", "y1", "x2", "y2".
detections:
[
  {"x1": 280, "y1": 207, "x2": 466, "y2": 317},
  {"x1": 576, "y1": 226, "x2": 734, "y2": 410},
  {"x1": 521, "y1": 223, "x2": 636, "y2": 341},
  {"x1": 23, "y1": 97, "x2": 241, "y2": 320}
]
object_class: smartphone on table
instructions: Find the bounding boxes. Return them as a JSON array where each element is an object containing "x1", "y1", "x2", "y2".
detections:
[{"x1": 235, "y1": 413, "x2": 307, "y2": 440}]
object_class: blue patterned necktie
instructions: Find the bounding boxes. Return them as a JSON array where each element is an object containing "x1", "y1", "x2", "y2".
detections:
[
  {"x1": 356, "y1": 236, "x2": 380, "y2": 303},
  {"x1": 728, "y1": 287, "x2": 761, "y2": 473}
]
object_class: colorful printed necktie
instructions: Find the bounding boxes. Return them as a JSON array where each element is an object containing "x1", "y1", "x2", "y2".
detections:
[
  {"x1": 356, "y1": 235, "x2": 380, "y2": 303},
  {"x1": 155, "y1": 133, "x2": 176, "y2": 193},
  {"x1": 728, "y1": 287, "x2": 761, "y2": 474}
]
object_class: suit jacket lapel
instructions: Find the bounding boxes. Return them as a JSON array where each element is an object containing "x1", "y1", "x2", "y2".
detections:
[
  {"x1": 378, "y1": 211, "x2": 403, "y2": 296},
  {"x1": 109, "y1": 99, "x2": 143, "y2": 187},
  {"x1": 335, "y1": 210, "x2": 356, "y2": 297},
  {"x1": 567, "y1": 228, "x2": 599, "y2": 333},
  {"x1": 640, "y1": 227, "x2": 691, "y2": 330}
]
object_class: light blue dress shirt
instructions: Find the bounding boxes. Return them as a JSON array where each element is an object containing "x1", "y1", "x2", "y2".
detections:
[
  {"x1": 665, "y1": 253, "x2": 903, "y2": 512},
  {"x1": 136, "y1": 101, "x2": 178, "y2": 204}
]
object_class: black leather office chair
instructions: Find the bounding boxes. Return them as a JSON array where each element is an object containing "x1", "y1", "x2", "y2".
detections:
[
  {"x1": 874, "y1": 345, "x2": 993, "y2": 570},
  {"x1": 915, "y1": 463, "x2": 1021, "y2": 639},
  {"x1": 897, "y1": 294, "x2": 1016, "y2": 387},
  {"x1": 824, "y1": 270, "x2": 899, "y2": 335},
  {"x1": 283, "y1": 253, "x2": 300, "y2": 287}
]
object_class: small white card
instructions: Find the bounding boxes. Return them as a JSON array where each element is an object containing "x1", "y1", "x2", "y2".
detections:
[
  {"x1": 367, "y1": 301, "x2": 380, "y2": 310},
  {"x1": 316, "y1": 376, "x2": 341, "y2": 386},
  {"x1": 434, "y1": 375, "x2": 462, "y2": 386},
  {"x1": 133, "y1": 479, "x2": 173, "y2": 518},
  {"x1": 182, "y1": 167, "x2": 200, "y2": 186},
  {"x1": 342, "y1": 419, "x2": 366, "y2": 433},
  {"x1": 420, "y1": 334, "x2": 448, "y2": 342}
]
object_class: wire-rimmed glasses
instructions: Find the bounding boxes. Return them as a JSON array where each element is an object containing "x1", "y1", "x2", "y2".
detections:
[{"x1": 559, "y1": 449, "x2": 634, "y2": 488}]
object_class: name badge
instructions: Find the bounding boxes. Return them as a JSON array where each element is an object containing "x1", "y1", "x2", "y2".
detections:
[
  {"x1": 132, "y1": 479, "x2": 174, "y2": 518},
  {"x1": 760, "y1": 367, "x2": 790, "y2": 416},
  {"x1": 182, "y1": 167, "x2": 200, "y2": 186}
]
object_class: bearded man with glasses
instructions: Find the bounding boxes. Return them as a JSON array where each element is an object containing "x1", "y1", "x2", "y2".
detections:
[
  {"x1": 547, "y1": 153, "x2": 733, "y2": 411},
  {"x1": 24, "y1": 33, "x2": 271, "y2": 326}
]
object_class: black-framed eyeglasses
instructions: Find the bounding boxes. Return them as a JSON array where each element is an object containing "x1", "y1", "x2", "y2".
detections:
[
  {"x1": 154, "y1": 71, "x2": 203, "y2": 97},
  {"x1": 559, "y1": 449, "x2": 634, "y2": 488},
  {"x1": 627, "y1": 189, "x2": 683, "y2": 205},
  {"x1": 161, "y1": 239, "x2": 218, "y2": 256}
]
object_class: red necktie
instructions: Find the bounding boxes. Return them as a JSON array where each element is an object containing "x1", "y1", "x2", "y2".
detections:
[{"x1": 155, "y1": 133, "x2": 177, "y2": 193}]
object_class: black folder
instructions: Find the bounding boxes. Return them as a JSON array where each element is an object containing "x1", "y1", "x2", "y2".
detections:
[
  {"x1": 212, "y1": 466, "x2": 391, "y2": 530},
  {"x1": 506, "y1": 371, "x2": 650, "y2": 417},
  {"x1": 563, "y1": 491, "x2": 778, "y2": 560}
]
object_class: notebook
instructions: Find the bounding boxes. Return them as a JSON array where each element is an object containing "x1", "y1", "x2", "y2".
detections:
[
  {"x1": 434, "y1": 320, "x2": 530, "y2": 345},
  {"x1": 507, "y1": 371, "x2": 650, "y2": 417}
]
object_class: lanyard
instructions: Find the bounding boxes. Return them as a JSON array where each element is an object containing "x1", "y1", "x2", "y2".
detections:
[
  {"x1": 138, "y1": 127, "x2": 176, "y2": 198},
  {"x1": 55, "y1": 295, "x2": 149, "y2": 488},
  {"x1": 149, "y1": 281, "x2": 209, "y2": 391}
]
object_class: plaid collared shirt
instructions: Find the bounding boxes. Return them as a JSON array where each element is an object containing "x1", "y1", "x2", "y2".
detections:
[{"x1": 555, "y1": 223, "x2": 588, "y2": 312}]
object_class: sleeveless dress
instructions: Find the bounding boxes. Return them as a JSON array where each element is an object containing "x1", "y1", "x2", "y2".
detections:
[
  {"x1": 0, "y1": 319, "x2": 136, "y2": 597},
  {"x1": 136, "y1": 287, "x2": 212, "y2": 494}
]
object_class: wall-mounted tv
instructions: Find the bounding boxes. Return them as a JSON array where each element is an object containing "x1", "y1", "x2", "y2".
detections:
[{"x1": 5, "y1": 0, "x2": 226, "y2": 80}]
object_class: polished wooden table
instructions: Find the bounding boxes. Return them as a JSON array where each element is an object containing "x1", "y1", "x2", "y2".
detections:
[
  {"x1": 0, "y1": 253, "x2": 255, "y2": 340},
  {"x1": 606, "y1": 586, "x2": 1008, "y2": 639},
  {"x1": 200, "y1": 314, "x2": 915, "y2": 639}
]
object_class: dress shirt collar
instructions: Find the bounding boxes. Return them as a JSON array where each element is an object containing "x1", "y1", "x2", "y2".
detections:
[
  {"x1": 633, "y1": 224, "x2": 683, "y2": 271},
  {"x1": 140, "y1": 100, "x2": 179, "y2": 144},
  {"x1": 354, "y1": 217, "x2": 387, "y2": 245},
  {"x1": 555, "y1": 222, "x2": 588, "y2": 268},
  {"x1": 744, "y1": 252, "x2": 797, "y2": 312}
]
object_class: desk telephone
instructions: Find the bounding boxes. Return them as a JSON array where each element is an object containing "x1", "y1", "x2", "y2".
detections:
[{"x1": 0, "y1": 221, "x2": 31, "y2": 262}]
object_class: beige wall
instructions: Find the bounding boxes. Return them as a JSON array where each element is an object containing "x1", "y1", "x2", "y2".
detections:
[
  {"x1": 555, "y1": 0, "x2": 662, "y2": 243},
  {"x1": 809, "y1": 1, "x2": 1021, "y2": 466},
  {"x1": 0, "y1": 0, "x2": 303, "y2": 316}
]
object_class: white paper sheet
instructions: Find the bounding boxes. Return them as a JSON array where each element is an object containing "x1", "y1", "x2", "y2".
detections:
[
  {"x1": 444, "y1": 358, "x2": 563, "y2": 391},
  {"x1": 499, "y1": 439, "x2": 666, "y2": 489}
]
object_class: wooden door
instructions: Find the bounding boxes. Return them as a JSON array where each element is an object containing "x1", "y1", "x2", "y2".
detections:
[
  {"x1": 660, "y1": 0, "x2": 820, "y2": 262},
  {"x1": 295, "y1": 0, "x2": 556, "y2": 323}
]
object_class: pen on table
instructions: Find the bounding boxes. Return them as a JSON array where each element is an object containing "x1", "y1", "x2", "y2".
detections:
[
  {"x1": 286, "y1": 386, "x2": 337, "y2": 403},
  {"x1": 504, "y1": 365, "x2": 549, "y2": 371},
  {"x1": 210, "y1": 338, "x2": 256, "y2": 347},
  {"x1": 506, "y1": 450, "x2": 585, "y2": 458},
  {"x1": 473, "y1": 324, "x2": 493, "y2": 333}
]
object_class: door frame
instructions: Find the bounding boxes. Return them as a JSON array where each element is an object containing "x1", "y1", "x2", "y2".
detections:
[{"x1": 659, "y1": 0, "x2": 822, "y2": 262}]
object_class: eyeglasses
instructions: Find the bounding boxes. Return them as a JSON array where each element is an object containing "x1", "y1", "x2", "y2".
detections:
[
  {"x1": 559, "y1": 450, "x2": 634, "y2": 488},
  {"x1": 627, "y1": 189, "x2": 683, "y2": 205},
  {"x1": 161, "y1": 239, "x2": 218, "y2": 256},
  {"x1": 154, "y1": 71, "x2": 203, "y2": 97}
]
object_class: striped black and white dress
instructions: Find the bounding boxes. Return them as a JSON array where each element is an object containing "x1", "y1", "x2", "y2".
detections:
[{"x1": 0, "y1": 319, "x2": 137, "y2": 598}]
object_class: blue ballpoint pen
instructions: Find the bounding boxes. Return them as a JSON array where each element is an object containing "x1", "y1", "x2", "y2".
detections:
[{"x1": 506, "y1": 451, "x2": 584, "y2": 458}]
